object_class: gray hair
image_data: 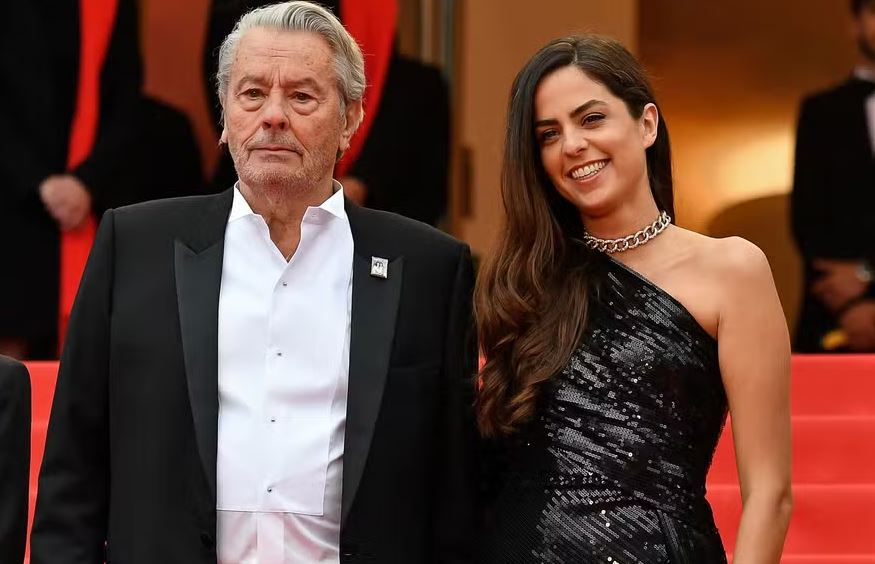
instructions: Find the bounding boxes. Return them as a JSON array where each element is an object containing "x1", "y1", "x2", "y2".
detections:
[{"x1": 216, "y1": 1, "x2": 365, "y2": 118}]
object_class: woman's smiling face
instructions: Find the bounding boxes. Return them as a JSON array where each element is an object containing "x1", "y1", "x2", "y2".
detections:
[{"x1": 533, "y1": 65, "x2": 658, "y2": 219}]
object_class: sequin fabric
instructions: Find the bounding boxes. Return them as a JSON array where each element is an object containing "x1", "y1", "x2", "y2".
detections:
[{"x1": 481, "y1": 256, "x2": 729, "y2": 564}]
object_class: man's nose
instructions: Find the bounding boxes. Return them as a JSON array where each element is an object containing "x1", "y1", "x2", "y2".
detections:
[{"x1": 261, "y1": 92, "x2": 289, "y2": 130}]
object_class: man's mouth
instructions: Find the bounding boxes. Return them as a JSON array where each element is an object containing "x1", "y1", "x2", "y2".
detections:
[{"x1": 253, "y1": 145, "x2": 296, "y2": 152}]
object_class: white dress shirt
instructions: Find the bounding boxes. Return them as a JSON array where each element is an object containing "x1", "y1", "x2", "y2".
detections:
[
  {"x1": 216, "y1": 182, "x2": 353, "y2": 563},
  {"x1": 854, "y1": 67, "x2": 875, "y2": 155}
]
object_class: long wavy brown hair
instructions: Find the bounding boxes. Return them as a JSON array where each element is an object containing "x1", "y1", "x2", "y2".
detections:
[{"x1": 475, "y1": 35, "x2": 675, "y2": 437}]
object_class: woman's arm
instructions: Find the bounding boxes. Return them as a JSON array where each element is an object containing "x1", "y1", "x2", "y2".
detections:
[{"x1": 716, "y1": 238, "x2": 793, "y2": 563}]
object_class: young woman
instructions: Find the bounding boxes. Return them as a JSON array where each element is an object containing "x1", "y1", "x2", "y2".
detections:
[{"x1": 476, "y1": 35, "x2": 792, "y2": 563}]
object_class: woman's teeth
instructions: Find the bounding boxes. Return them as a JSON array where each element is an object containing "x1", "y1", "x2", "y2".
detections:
[{"x1": 571, "y1": 160, "x2": 607, "y2": 180}]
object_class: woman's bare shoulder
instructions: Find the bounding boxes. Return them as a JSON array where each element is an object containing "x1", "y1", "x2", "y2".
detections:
[{"x1": 673, "y1": 229, "x2": 771, "y2": 284}]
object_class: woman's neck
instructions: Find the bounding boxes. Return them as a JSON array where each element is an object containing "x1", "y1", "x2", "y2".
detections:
[{"x1": 582, "y1": 192, "x2": 663, "y2": 241}]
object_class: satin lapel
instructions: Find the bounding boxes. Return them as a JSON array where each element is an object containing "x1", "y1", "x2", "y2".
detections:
[
  {"x1": 173, "y1": 189, "x2": 233, "y2": 499},
  {"x1": 341, "y1": 203, "x2": 404, "y2": 526},
  {"x1": 845, "y1": 77, "x2": 875, "y2": 163}
]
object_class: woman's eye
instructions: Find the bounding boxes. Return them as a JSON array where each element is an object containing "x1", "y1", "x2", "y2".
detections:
[
  {"x1": 539, "y1": 130, "x2": 558, "y2": 143},
  {"x1": 583, "y1": 113, "x2": 605, "y2": 125}
]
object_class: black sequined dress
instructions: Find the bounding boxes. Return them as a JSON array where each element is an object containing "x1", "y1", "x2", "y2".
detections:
[{"x1": 481, "y1": 255, "x2": 729, "y2": 564}]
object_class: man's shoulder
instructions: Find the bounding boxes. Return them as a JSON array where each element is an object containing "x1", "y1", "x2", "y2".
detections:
[
  {"x1": 103, "y1": 191, "x2": 229, "y2": 238},
  {"x1": 348, "y1": 206, "x2": 468, "y2": 264},
  {"x1": 801, "y1": 77, "x2": 865, "y2": 109},
  {"x1": 0, "y1": 354, "x2": 26, "y2": 373},
  {"x1": 349, "y1": 205, "x2": 466, "y2": 256},
  {"x1": 99, "y1": 191, "x2": 232, "y2": 253},
  {"x1": 0, "y1": 355, "x2": 29, "y2": 396},
  {"x1": 112, "y1": 191, "x2": 229, "y2": 221}
]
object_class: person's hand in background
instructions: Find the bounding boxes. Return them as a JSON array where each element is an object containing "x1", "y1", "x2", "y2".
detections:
[
  {"x1": 838, "y1": 300, "x2": 875, "y2": 351},
  {"x1": 811, "y1": 259, "x2": 870, "y2": 312},
  {"x1": 39, "y1": 174, "x2": 92, "y2": 231},
  {"x1": 340, "y1": 176, "x2": 367, "y2": 205}
]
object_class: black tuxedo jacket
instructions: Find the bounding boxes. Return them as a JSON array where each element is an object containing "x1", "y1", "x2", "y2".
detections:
[
  {"x1": 791, "y1": 76, "x2": 875, "y2": 351},
  {"x1": 31, "y1": 190, "x2": 479, "y2": 563},
  {"x1": 0, "y1": 356, "x2": 30, "y2": 564}
]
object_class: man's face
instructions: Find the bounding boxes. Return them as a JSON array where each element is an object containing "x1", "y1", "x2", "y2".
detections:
[
  {"x1": 222, "y1": 28, "x2": 360, "y2": 194},
  {"x1": 855, "y1": 1, "x2": 875, "y2": 61}
]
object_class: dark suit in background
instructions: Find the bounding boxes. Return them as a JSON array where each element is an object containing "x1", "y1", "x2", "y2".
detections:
[
  {"x1": 791, "y1": 76, "x2": 875, "y2": 351},
  {"x1": 0, "y1": 356, "x2": 31, "y2": 564},
  {"x1": 0, "y1": 0, "x2": 204, "y2": 358},
  {"x1": 0, "y1": 0, "x2": 142, "y2": 357},
  {"x1": 31, "y1": 191, "x2": 479, "y2": 563},
  {"x1": 352, "y1": 54, "x2": 450, "y2": 226},
  {"x1": 96, "y1": 95, "x2": 204, "y2": 210}
]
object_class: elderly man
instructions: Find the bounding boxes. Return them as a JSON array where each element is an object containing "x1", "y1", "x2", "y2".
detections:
[{"x1": 31, "y1": 3, "x2": 478, "y2": 563}]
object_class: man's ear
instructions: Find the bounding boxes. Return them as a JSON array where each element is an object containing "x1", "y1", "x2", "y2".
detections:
[
  {"x1": 339, "y1": 98, "x2": 364, "y2": 153},
  {"x1": 218, "y1": 94, "x2": 228, "y2": 144}
]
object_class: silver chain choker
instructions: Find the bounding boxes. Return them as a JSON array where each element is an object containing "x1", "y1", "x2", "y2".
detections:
[{"x1": 582, "y1": 211, "x2": 672, "y2": 254}]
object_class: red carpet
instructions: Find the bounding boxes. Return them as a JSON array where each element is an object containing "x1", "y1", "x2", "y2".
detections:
[
  {"x1": 23, "y1": 355, "x2": 875, "y2": 562},
  {"x1": 23, "y1": 362, "x2": 57, "y2": 563},
  {"x1": 707, "y1": 355, "x2": 875, "y2": 561}
]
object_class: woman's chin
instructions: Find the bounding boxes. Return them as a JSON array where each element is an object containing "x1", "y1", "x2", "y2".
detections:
[{"x1": 559, "y1": 184, "x2": 616, "y2": 219}]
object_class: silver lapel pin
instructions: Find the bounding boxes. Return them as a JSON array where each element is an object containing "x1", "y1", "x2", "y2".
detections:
[{"x1": 370, "y1": 256, "x2": 389, "y2": 279}]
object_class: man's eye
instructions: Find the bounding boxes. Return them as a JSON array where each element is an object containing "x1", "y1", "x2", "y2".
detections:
[
  {"x1": 293, "y1": 92, "x2": 312, "y2": 102},
  {"x1": 244, "y1": 89, "x2": 263, "y2": 99}
]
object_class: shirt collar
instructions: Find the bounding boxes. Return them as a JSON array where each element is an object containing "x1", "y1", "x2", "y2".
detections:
[
  {"x1": 319, "y1": 180, "x2": 347, "y2": 220},
  {"x1": 228, "y1": 183, "x2": 256, "y2": 223},
  {"x1": 228, "y1": 180, "x2": 347, "y2": 224}
]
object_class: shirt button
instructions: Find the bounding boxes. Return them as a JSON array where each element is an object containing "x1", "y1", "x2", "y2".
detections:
[
  {"x1": 267, "y1": 486, "x2": 273, "y2": 493},
  {"x1": 276, "y1": 351, "x2": 282, "y2": 357},
  {"x1": 281, "y1": 281, "x2": 288, "y2": 287},
  {"x1": 269, "y1": 417, "x2": 276, "y2": 423}
]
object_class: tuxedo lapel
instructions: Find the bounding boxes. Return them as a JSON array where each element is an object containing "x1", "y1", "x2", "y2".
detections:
[
  {"x1": 341, "y1": 203, "x2": 404, "y2": 526},
  {"x1": 843, "y1": 77, "x2": 875, "y2": 162},
  {"x1": 173, "y1": 189, "x2": 233, "y2": 499}
]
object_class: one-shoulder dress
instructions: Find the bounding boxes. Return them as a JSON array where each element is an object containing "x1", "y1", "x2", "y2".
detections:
[{"x1": 481, "y1": 255, "x2": 729, "y2": 563}]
